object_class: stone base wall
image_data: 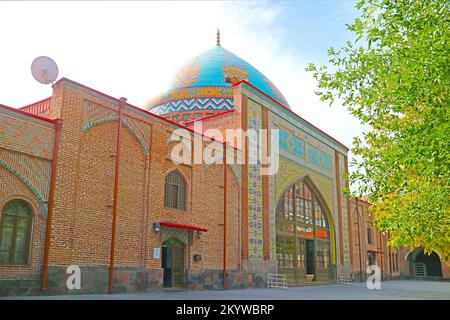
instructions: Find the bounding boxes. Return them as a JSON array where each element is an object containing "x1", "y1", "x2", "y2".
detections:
[
  {"x1": 186, "y1": 270, "x2": 265, "y2": 291},
  {"x1": 0, "y1": 267, "x2": 267, "y2": 297}
]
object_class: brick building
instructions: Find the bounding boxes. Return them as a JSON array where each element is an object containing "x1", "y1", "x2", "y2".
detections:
[
  {"x1": 0, "y1": 40, "x2": 448, "y2": 296},
  {"x1": 349, "y1": 199, "x2": 450, "y2": 282}
]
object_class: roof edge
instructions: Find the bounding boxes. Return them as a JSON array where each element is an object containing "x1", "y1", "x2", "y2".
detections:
[
  {"x1": 233, "y1": 80, "x2": 350, "y2": 151},
  {"x1": 0, "y1": 103, "x2": 58, "y2": 125}
]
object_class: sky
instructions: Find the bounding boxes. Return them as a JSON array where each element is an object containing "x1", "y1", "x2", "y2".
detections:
[{"x1": 0, "y1": 0, "x2": 365, "y2": 169}]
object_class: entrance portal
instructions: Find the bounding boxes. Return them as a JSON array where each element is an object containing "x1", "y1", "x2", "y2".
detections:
[
  {"x1": 276, "y1": 178, "x2": 334, "y2": 284},
  {"x1": 162, "y1": 238, "x2": 185, "y2": 288},
  {"x1": 410, "y1": 247, "x2": 442, "y2": 278}
]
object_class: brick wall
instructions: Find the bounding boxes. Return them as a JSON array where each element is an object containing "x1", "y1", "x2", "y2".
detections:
[
  {"x1": 39, "y1": 79, "x2": 241, "y2": 289},
  {"x1": 0, "y1": 105, "x2": 56, "y2": 280}
]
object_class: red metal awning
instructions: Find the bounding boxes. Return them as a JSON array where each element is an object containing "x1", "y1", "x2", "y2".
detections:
[{"x1": 159, "y1": 221, "x2": 208, "y2": 232}]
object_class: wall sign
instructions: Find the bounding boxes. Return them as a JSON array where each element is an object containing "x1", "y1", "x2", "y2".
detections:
[{"x1": 153, "y1": 247, "x2": 161, "y2": 259}]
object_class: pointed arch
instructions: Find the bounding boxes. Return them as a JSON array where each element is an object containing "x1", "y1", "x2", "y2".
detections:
[
  {"x1": 275, "y1": 175, "x2": 337, "y2": 284},
  {"x1": 276, "y1": 174, "x2": 336, "y2": 265},
  {"x1": 164, "y1": 169, "x2": 187, "y2": 210},
  {"x1": 0, "y1": 157, "x2": 50, "y2": 214}
]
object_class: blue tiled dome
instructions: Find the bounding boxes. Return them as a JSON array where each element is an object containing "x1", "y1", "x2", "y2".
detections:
[{"x1": 149, "y1": 45, "x2": 289, "y2": 117}]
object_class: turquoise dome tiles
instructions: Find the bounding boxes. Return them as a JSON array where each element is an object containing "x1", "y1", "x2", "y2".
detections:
[
  {"x1": 149, "y1": 46, "x2": 289, "y2": 116},
  {"x1": 169, "y1": 46, "x2": 289, "y2": 107}
]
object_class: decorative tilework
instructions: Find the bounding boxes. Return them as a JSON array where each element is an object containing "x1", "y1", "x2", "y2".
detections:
[
  {"x1": 155, "y1": 46, "x2": 288, "y2": 107},
  {"x1": 275, "y1": 156, "x2": 337, "y2": 264},
  {"x1": 241, "y1": 85, "x2": 348, "y2": 155},
  {"x1": 149, "y1": 86, "x2": 233, "y2": 108},
  {"x1": 161, "y1": 227, "x2": 190, "y2": 246},
  {"x1": 0, "y1": 112, "x2": 55, "y2": 159},
  {"x1": 279, "y1": 129, "x2": 305, "y2": 158},
  {"x1": 307, "y1": 144, "x2": 332, "y2": 171},
  {"x1": 172, "y1": 62, "x2": 201, "y2": 88},
  {"x1": 247, "y1": 101, "x2": 263, "y2": 260},
  {"x1": 151, "y1": 98, "x2": 233, "y2": 116},
  {"x1": 269, "y1": 173, "x2": 276, "y2": 261},
  {"x1": 338, "y1": 155, "x2": 351, "y2": 265},
  {"x1": 81, "y1": 100, "x2": 117, "y2": 132},
  {"x1": 0, "y1": 149, "x2": 51, "y2": 214},
  {"x1": 222, "y1": 62, "x2": 248, "y2": 84},
  {"x1": 123, "y1": 116, "x2": 151, "y2": 155},
  {"x1": 81, "y1": 100, "x2": 152, "y2": 155}
]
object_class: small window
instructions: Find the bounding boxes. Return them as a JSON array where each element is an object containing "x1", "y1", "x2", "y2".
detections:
[
  {"x1": 392, "y1": 253, "x2": 399, "y2": 272},
  {"x1": 0, "y1": 200, "x2": 33, "y2": 265},
  {"x1": 367, "y1": 252, "x2": 376, "y2": 266},
  {"x1": 367, "y1": 226, "x2": 373, "y2": 244},
  {"x1": 164, "y1": 171, "x2": 186, "y2": 210}
]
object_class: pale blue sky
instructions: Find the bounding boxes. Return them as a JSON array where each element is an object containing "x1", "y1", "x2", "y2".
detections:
[{"x1": 269, "y1": 0, "x2": 359, "y2": 63}]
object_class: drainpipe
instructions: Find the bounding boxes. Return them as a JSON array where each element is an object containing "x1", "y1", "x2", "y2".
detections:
[
  {"x1": 379, "y1": 231, "x2": 384, "y2": 281},
  {"x1": 41, "y1": 119, "x2": 63, "y2": 291},
  {"x1": 355, "y1": 198, "x2": 363, "y2": 282},
  {"x1": 388, "y1": 232, "x2": 392, "y2": 279},
  {"x1": 223, "y1": 142, "x2": 227, "y2": 289},
  {"x1": 108, "y1": 97, "x2": 126, "y2": 293}
]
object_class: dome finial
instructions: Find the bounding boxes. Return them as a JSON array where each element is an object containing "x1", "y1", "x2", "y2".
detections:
[{"x1": 216, "y1": 29, "x2": 221, "y2": 47}]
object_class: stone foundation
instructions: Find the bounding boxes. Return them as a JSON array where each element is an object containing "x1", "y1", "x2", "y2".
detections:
[{"x1": 0, "y1": 267, "x2": 268, "y2": 297}]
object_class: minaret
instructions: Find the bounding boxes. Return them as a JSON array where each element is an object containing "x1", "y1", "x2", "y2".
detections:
[{"x1": 216, "y1": 29, "x2": 221, "y2": 47}]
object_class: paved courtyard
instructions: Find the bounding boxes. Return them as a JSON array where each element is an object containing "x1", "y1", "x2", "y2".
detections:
[{"x1": 2, "y1": 280, "x2": 449, "y2": 300}]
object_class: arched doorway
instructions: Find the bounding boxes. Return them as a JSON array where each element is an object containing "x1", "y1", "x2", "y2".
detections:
[
  {"x1": 276, "y1": 178, "x2": 334, "y2": 284},
  {"x1": 162, "y1": 238, "x2": 185, "y2": 288},
  {"x1": 409, "y1": 247, "x2": 442, "y2": 278}
]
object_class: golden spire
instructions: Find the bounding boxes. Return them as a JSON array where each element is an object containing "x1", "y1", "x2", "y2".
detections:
[{"x1": 216, "y1": 29, "x2": 221, "y2": 47}]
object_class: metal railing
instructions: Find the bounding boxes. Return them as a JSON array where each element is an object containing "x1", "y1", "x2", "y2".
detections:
[
  {"x1": 267, "y1": 273, "x2": 288, "y2": 289},
  {"x1": 413, "y1": 263, "x2": 426, "y2": 277},
  {"x1": 337, "y1": 273, "x2": 353, "y2": 284}
]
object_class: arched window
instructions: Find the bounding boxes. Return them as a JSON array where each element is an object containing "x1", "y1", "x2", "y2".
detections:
[
  {"x1": 0, "y1": 200, "x2": 33, "y2": 265},
  {"x1": 276, "y1": 179, "x2": 331, "y2": 274},
  {"x1": 164, "y1": 171, "x2": 186, "y2": 210}
]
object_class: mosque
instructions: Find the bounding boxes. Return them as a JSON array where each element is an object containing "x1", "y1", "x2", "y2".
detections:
[{"x1": 0, "y1": 34, "x2": 447, "y2": 295}]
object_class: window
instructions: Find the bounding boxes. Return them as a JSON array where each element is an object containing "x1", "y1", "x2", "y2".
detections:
[
  {"x1": 276, "y1": 180, "x2": 331, "y2": 271},
  {"x1": 296, "y1": 238, "x2": 305, "y2": 268},
  {"x1": 392, "y1": 253, "x2": 399, "y2": 272},
  {"x1": 0, "y1": 200, "x2": 33, "y2": 265},
  {"x1": 367, "y1": 226, "x2": 373, "y2": 244},
  {"x1": 395, "y1": 253, "x2": 399, "y2": 272},
  {"x1": 164, "y1": 171, "x2": 186, "y2": 210},
  {"x1": 276, "y1": 237, "x2": 294, "y2": 268},
  {"x1": 316, "y1": 241, "x2": 330, "y2": 269},
  {"x1": 367, "y1": 252, "x2": 376, "y2": 266}
]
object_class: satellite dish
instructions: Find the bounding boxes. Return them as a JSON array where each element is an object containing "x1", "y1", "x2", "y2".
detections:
[{"x1": 31, "y1": 56, "x2": 59, "y2": 85}]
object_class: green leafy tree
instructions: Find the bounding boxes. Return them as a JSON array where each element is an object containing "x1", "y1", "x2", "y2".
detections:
[{"x1": 307, "y1": 0, "x2": 450, "y2": 260}]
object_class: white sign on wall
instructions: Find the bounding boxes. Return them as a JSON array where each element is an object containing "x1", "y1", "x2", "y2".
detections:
[{"x1": 153, "y1": 247, "x2": 161, "y2": 260}]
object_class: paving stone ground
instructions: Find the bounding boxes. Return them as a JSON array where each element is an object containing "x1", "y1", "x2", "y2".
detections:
[{"x1": 1, "y1": 280, "x2": 449, "y2": 300}]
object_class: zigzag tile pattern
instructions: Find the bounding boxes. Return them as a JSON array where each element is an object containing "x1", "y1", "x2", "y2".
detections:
[
  {"x1": 0, "y1": 149, "x2": 51, "y2": 214},
  {"x1": 0, "y1": 112, "x2": 54, "y2": 159},
  {"x1": 151, "y1": 98, "x2": 233, "y2": 116}
]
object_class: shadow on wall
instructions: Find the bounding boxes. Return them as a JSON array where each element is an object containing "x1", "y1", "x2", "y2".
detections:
[{"x1": 408, "y1": 247, "x2": 443, "y2": 278}]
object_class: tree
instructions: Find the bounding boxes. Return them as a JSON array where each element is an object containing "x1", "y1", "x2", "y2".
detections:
[{"x1": 307, "y1": 0, "x2": 450, "y2": 260}]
